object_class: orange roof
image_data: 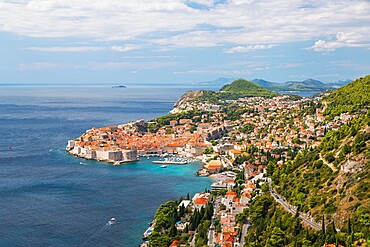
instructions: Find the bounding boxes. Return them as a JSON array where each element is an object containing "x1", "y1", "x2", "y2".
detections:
[
  {"x1": 170, "y1": 240, "x2": 179, "y2": 247},
  {"x1": 246, "y1": 183, "x2": 255, "y2": 189},
  {"x1": 222, "y1": 244, "x2": 232, "y2": 247},
  {"x1": 223, "y1": 233, "x2": 235, "y2": 242},
  {"x1": 233, "y1": 197, "x2": 240, "y2": 203},
  {"x1": 226, "y1": 191, "x2": 237, "y2": 196},
  {"x1": 208, "y1": 160, "x2": 222, "y2": 169},
  {"x1": 194, "y1": 197, "x2": 208, "y2": 205}
]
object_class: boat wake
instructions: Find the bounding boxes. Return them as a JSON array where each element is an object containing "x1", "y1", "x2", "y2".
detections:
[{"x1": 80, "y1": 218, "x2": 116, "y2": 246}]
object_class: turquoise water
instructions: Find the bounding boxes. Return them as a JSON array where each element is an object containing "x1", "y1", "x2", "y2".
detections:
[{"x1": 0, "y1": 85, "x2": 213, "y2": 246}]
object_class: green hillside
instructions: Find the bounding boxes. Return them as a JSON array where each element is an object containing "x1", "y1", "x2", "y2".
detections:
[
  {"x1": 220, "y1": 79, "x2": 277, "y2": 97},
  {"x1": 324, "y1": 75, "x2": 370, "y2": 118},
  {"x1": 266, "y1": 76, "x2": 370, "y2": 246}
]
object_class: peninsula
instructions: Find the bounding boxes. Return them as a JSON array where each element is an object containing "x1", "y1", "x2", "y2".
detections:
[{"x1": 66, "y1": 77, "x2": 370, "y2": 246}]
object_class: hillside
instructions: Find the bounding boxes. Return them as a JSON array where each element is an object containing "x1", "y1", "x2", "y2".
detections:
[
  {"x1": 219, "y1": 79, "x2": 277, "y2": 97},
  {"x1": 323, "y1": 75, "x2": 370, "y2": 118},
  {"x1": 268, "y1": 75, "x2": 370, "y2": 246}
]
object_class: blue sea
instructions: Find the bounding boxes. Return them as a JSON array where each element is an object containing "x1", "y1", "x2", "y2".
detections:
[{"x1": 0, "y1": 84, "x2": 214, "y2": 247}]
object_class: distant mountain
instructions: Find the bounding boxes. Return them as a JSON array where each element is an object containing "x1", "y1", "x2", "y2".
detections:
[
  {"x1": 251, "y1": 78, "x2": 351, "y2": 92},
  {"x1": 220, "y1": 79, "x2": 277, "y2": 97},
  {"x1": 326, "y1": 79, "x2": 352, "y2": 88},
  {"x1": 191, "y1": 77, "x2": 236, "y2": 86},
  {"x1": 251, "y1": 79, "x2": 281, "y2": 89},
  {"x1": 193, "y1": 77, "x2": 352, "y2": 93}
]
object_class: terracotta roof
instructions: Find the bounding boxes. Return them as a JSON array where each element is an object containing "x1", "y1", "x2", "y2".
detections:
[
  {"x1": 194, "y1": 197, "x2": 208, "y2": 205},
  {"x1": 170, "y1": 240, "x2": 179, "y2": 247}
]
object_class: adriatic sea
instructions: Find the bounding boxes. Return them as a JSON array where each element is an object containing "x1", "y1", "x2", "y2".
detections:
[{"x1": 0, "y1": 84, "x2": 214, "y2": 247}]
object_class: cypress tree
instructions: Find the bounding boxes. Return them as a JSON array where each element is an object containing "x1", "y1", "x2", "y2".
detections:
[
  {"x1": 321, "y1": 215, "x2": 326, "y2": 235},
  {"x1": 347, "y1": 218, "x2": 351, "y2": 235}
]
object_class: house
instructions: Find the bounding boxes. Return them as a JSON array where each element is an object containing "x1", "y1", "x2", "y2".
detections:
[
  {"x1": 192, "y1": 193, "x2": 210, "y2": 210},
  {"x1": 207, "y1": 160, "x2": 223, "y2": 173},
  {"x1": 169, "y1": 120, "x2": 178, "y2": 127},
  {"x1": 228, "y1": 149, "x2": 242, "y2": 160}
]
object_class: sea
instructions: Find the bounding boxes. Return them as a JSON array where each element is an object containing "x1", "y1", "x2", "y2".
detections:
[{"x1": 0, "y1": 84, "x2": 215, "y2": 247}]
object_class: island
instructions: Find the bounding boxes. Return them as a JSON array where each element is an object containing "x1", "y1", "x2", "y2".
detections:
[{"x1": 112, "y1": 85, "x2": 127, "y2": 88}]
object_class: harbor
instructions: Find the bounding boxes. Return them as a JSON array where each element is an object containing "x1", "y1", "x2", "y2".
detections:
[{"x1": 152, "y1": 156, "x2": 195, "y2": 165}]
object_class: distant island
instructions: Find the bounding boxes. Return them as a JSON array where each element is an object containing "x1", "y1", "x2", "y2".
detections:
[{"x1": 112, "y1": 85, "x2": 127, "y2": 88}]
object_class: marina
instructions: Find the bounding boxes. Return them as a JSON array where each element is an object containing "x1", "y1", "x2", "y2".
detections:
[{"x1": 152, "y1": 156, "x2": 195, "y2": 165}]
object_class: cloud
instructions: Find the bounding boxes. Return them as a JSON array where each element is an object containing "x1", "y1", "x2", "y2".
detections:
[
  {"x1": 19, "y1": 62, "x2": 59, "y2": 70},
  {"x1": 27, "y1": 46, "x2": 105, "y2": 52},
  {"x1": 224, "y1": 44, "x2": 276, "y2": 53},
  {"x1": 111, "y1": 45, "x2": 142, "y2": 52},
  {"x1": 307, "y1": 31, "x2": 370, "y2": 52},
  {"x1": 0, "y1": 0, "x2": 369, "y2": 50}
]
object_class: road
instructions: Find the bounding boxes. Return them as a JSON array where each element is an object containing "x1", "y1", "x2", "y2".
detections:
[
  {"x1": 267, "y1": 179, "x2": 322, "y2": 231},
  {"x1": 207, "y1": 197, "x2": 220, "y2": 247},
  {"x1": 239, "y1": 222, "x2": 251, "y2": 246}
]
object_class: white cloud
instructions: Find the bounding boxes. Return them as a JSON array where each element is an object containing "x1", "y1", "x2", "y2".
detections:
[
  {"x1": 27, "y1": 46, "x2": 105, "y2": 52},
  {"x1": 0, "y1": 0, "x2": 369, "y2": 50},
  {"x1": 307, "y1": 31, "x2": 370, "y2": 52},
  {"x1": 111, "y1": 45, "x2": 142, "y2": 52},
  {"x1": 224, "y1": 44, "x2": 276, "y2": 53}
]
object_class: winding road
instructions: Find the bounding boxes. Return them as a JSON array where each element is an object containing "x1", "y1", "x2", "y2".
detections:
[{"x1": 267, "y1": 178, "x2": 322, "y2": 231}]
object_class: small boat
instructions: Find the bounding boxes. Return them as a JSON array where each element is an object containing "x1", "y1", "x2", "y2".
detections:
[
  {"x1": 161, "y1": 165, "x2": 167, "y2": 168},
  {"x1": 147, "y1": 157, "x2": 150, "y2": 159},
  {"x1": 108, "y1": 217, "x2": 116, "y2": 225},
  {"x1": 113, "y1": 161, "x2": 121, "y2": 166}
]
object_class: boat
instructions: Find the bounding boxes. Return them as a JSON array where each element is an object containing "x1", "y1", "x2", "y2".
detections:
[
  {"x1": 108, "y1": 217, "x2": 116, "y2": 225},
  {"x1": 161, "y1": 165, "x2": 167, "y2": 168},
  {"x1": 113, "y1": 161, "x2": 121, "y2": 166}
]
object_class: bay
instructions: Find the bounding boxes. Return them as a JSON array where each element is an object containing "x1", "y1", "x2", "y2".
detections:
[{"x1": 0, "y1": 85, "x2": 213, "y2": 247}]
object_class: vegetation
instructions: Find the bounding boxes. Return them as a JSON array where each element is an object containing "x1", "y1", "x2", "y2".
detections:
[
  {"x1": 243, "y1": 194, "x2": 370, "y2": 247},
  {"x1": 220, "y1": 79, "x2": 278, "y2": 98},
  {"x1": 243, "y1": 194, "x2": 323, "y2": 246},
  {"x1": 323, "y1": 75, "x2": 370, "y2": 118},
  {"x1": 148, "y1": 196, "x2": 214, "y2": 247}
]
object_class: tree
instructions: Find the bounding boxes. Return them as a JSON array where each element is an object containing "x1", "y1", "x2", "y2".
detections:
[{"x1": 322, "y1": 215, "x2": 326, "y2": 236}]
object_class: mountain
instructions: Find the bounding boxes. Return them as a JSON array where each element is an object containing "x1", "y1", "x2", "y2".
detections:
[
  {"x1": 191, "y1": 77, "x2": 236, "y2": 86},
  {"x1": 251, "y1": 79, "x2": 282, "y2": 90},
  {"x1": 193, "y1": 77, "x2": 352, "y2": 93},
  {"x1": 283, "y1": 78, "x2": 326, "y2": 91},
  {"x1": 251, "y1": 78, "x2": 352, "y2": 92},
  {"x1": 327, "y1": 79, "x2": 352, "y2": 86},
  {"x1": 220, "y1": 79, "x2": 277, "y2": 97}
]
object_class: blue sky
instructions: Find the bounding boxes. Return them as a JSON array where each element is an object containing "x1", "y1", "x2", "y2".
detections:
[{"x1": 0, "y1": 0, "x2": 369, "y2": 84}]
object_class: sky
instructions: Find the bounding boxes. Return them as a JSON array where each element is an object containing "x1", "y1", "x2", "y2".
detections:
[{"x1": 0, "y1": 0, "x2": 369, "y2": 84}]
